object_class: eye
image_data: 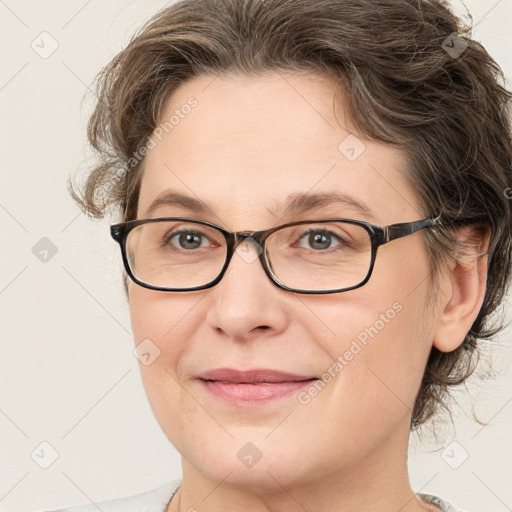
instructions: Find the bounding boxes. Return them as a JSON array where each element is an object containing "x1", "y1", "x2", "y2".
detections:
[
  {"x1": 297, "y1": 229, "x2": 348, "y2": 251},
  {"x1": 164, "y1": 229, "x2": 212, "y2": 250}
]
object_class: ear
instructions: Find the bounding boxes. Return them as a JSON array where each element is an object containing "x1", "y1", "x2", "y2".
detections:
[{"x1": 433, "y1": 226, "x2": 490, "y2": 353}]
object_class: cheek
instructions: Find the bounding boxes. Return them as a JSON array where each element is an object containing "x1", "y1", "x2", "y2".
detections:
[
  {"x1": 356, "y1": 302, "x2": 433, "y2": 397},
  {"x1": 312, "y1": 276, "x2": 436, "y2": 428},
  {"x1": 346, "y1": 290, "x2": 434, "y2": 419},
  {"x1": 129, "y1": 287, "x2": 200, "y2": 353},
  {"x1": 128, "y1": 288, "x2": 200, "y2": 423},
  {"x1": 356, "y1": 242, "x2": 436, "y2": 376}
]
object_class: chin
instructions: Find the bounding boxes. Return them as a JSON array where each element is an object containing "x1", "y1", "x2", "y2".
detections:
[{"x1": 174, "y1": 429, "x2": 322, "y2": 492}]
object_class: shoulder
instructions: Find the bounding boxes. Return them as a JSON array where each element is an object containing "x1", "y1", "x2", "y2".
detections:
[
  {"x1": 36, "y1": 480, "x2": 181, "y2": 512},
  {"x1": 419, "y1": 493, "x2": 466, "y2": 512}
]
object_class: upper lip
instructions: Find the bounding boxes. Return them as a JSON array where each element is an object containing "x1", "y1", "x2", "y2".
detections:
[{"x1": 196, "y1": 368, "x2": 317, "y2": 383}]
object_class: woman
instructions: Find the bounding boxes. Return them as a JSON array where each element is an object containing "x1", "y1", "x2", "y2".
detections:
[{"x1": 45, "y1": 0, "x2": 512, "y2": 510}]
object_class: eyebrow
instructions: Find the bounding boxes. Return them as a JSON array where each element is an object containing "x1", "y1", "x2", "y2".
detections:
[{"x1": 144, "y1": 189, "x2": 376, "y2": 221}]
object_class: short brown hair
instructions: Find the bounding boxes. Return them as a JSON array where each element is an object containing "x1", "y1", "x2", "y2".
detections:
[{"x1": 71, "y1": 0, "x2": 512, "y2": 429}]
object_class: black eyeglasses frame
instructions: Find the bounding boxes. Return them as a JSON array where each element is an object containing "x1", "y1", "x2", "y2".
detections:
[{"x1": 110, "y1": 215, "x2": 441, "y2": 294}]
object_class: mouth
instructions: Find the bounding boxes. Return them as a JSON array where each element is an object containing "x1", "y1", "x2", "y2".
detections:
[{"x1": 195, "y1": 368, "x2": 318, "y2": 405}]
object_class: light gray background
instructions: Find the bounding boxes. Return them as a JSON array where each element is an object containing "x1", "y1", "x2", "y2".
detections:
[{"x1": 0, "y1": 1, "x2": 511, "y2": 511}]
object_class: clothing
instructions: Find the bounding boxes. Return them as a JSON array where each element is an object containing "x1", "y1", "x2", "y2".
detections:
[
  {"x1": 419, "y1": 493, "x2": 465, "y2": 512},
  {"x1": 37, "y1": 481, "x2": 181, "y2": 512},
  {"x1": 38, "y1": 480, "x2": 463, "y2": 512}
]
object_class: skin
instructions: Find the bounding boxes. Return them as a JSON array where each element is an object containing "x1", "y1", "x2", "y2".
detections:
[{"x1": 127, "y1": 71, "x2": 488, "y2": 512}]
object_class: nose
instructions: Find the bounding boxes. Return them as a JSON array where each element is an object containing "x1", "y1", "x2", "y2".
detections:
[{"x1": 205, "y1": 237, "x2": 288, "y2": 341}]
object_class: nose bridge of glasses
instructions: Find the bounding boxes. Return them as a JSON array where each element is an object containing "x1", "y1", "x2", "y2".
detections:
[
  {"x1": 233, "y1": 230, "x2": 264, "y2": 247},
  {"x1": 230, "y1": 231, "x2": 265, "y2": 265}
]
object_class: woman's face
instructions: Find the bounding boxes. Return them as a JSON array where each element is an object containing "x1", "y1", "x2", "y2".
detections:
[{"x1": 129, "y1": 72, "x2": 439, "y2": 490}]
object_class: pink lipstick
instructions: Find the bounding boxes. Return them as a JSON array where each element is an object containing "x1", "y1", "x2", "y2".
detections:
[{"x1": 196, "y1": 368, "x2": 318, "y2": 405}]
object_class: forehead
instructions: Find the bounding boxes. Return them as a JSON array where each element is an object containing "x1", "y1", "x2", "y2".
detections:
[{"x1": 137, "y1": 72, "x2": 421, "y2": 228}]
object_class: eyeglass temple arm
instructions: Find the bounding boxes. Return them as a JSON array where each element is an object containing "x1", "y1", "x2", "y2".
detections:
[{"x1": 384, "y1": 214, "x2": 442, "y2": 243}]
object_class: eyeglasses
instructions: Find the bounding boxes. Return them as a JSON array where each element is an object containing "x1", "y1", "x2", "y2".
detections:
[{"x1": 110, "y1": 215, "x2": 441, "y2": 294}]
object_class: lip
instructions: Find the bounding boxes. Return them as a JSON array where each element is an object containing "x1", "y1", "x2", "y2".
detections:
[{"x1": 196, "y1": 368, "x2": 318, "y2": 405}]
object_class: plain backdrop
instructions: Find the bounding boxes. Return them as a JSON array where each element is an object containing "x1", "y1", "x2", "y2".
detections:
[{"x1": 0, "y1": 1, "x2": 511, "y2": 511}]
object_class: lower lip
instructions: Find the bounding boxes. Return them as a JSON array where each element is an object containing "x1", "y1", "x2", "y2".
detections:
[{"x1": 199, "y1": 379, "x2": 317, "y2": 405}]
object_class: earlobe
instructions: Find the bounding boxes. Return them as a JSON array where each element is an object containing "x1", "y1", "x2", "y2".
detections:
[{"x1": 432, "y1": 227, "x2": 490, "y2": 353}]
